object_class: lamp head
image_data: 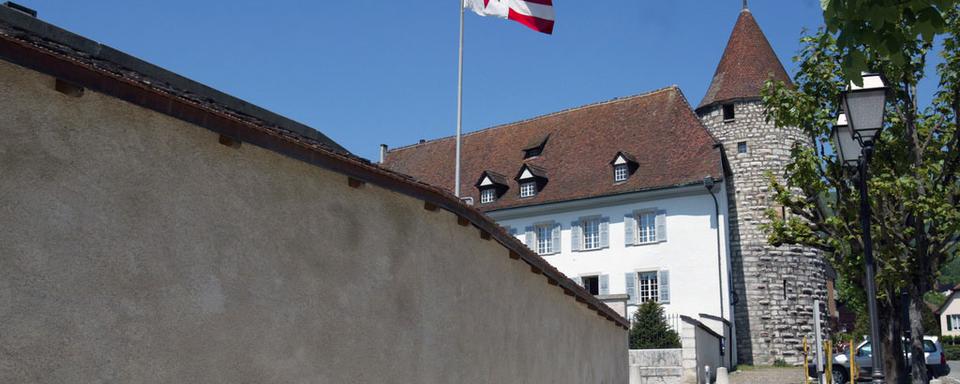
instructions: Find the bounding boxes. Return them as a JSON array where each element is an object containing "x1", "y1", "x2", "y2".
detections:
[
  {"x1": 841, "y1": 72, "x2": 888, "y2": 146},
  {"x1": 831, "y1": 112, "x2": 863, "y2": 167}
]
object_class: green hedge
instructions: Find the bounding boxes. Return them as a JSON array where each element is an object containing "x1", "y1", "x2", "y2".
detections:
[
  {"x1": 944, "y1": 345, "x2": 960, "y2": 361},
  {"x1": 943, "y1": 335, "x2": 960, "y2": 346}
]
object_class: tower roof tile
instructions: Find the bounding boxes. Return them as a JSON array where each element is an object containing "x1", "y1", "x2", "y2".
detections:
[{"x1": 697, "y1": 9, "x2": 791, "y2": 111}]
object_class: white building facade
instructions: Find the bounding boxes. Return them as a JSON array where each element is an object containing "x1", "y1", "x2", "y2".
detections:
[{"x1": 491, "y1": 183, "x2": 732, "y2": 331}]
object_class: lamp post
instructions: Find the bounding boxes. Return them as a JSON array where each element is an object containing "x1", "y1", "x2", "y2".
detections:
[{"x1": 832, "y1": 73, "x2": 889, "y2": 384}]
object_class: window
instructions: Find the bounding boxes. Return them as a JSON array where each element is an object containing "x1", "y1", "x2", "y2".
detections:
[
  {"x1": 523, "y1": 135, "x2": 549, "y2": 159},
  {"x1": 858, "y1": 342, "x2": 872, "y2": 357},
  {"x1": 582, "y1": 218, "x2": 600, "y2": 250},
  {"x1": 520, "y1": 181, "x2": 537, "y2": 198},
  {"x1": 737, "y1": 141, "x2": 748, "y2": 154},
  {"x1": 523, "y1": 147, "x2": 543, "y2": 159},
  {"x1": 480, "y1": 188, "x2": 496, "y2": 204},
  {"x1": 950, "y1": 314, "x2": 960, "y2": 331},
  {"x1": 582, "y1": 275, "x2": 600, "y2": 295},
  {"x1": 723, "y1": 103, "x2": 735, "y2": 121},
  {"x1": 637, "y1": 212, "x2": 657, "y2": 244},
  {"x1": 536, "y1": 225, "x2": 553, "y2": 254},
  {"x1": 614, "y1": 163, "x2": 629, "y2": 182},
  {"x1": 638, "y1": 271, "x2": 659, "y2": 303}
]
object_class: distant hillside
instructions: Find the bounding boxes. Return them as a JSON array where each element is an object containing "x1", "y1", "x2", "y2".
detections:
[{"x1": 939, "y1": 257, "x2": 960, "y2": 289}]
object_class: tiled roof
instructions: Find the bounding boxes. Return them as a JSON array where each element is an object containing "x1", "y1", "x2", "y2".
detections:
[
  {"x1": 697, "y1": 9, "x2": 791, "y2": 110},
  {"x1": 383, "y1": 86, "x2": 723, "y2": 212}
]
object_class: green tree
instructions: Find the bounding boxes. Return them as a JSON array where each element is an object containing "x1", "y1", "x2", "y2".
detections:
[
  {"x1": 760, "y1": 6, "x2": 960, "y2": 383},
  {"x1": 821, "y1": 0, "x2": 958, "y2": 83},
  {"x1": 629, "y1": 301, "x2": 681, "y2": 349}
]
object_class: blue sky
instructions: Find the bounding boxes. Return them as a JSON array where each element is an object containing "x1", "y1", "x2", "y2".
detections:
[{"x1": 28, "y1": 1, "x2": 866, "y2": 160}]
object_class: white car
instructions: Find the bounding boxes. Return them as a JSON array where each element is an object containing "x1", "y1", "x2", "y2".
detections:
[{"x1": 811, "y1": 336, "x2": 946, "y2": 383}]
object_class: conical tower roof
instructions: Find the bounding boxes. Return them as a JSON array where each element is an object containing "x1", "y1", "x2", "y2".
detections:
[{"x1": 697, "y1": 8, "x2": 791, "y2": 111}]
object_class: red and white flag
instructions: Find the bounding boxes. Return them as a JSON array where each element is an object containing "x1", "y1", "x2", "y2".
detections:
[{"x1": 464, "y1": 0, "x2": 555, "y2": 35}]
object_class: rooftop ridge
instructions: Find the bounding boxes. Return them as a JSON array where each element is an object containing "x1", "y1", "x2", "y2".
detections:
[{"x1": 388, "y1": 85, "x2": 680, "y2": 153}]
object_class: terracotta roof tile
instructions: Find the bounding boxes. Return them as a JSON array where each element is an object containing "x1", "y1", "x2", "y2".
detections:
[
  {"x1": 383, "y1": 86, "x2": 723, "y2": 212},
  {"x1": 697, "y1": 9, "x2": 791, "y2": 110}
]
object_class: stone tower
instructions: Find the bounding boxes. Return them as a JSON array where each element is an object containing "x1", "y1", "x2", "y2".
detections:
[{"x1": 696, "y1": 6, "x2": 828, "y2": 365}]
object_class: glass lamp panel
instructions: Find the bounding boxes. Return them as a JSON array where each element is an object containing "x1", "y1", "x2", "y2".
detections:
[
  {"x1": 831, "y1": 117, "x2": 862, "y2": 166},
  {"x1": 842, "y1": 89, "x2": 886, "y2": 144},
  {"x1": 842, "y1": 73, "x2": 887, "y2": 144}
]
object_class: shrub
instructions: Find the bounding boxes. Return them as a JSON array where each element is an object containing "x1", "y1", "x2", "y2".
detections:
[
  {"x1": 629, "y1": 301, "x2": 681, "y2": 349},
  {"x1": 944, "y1": 345, "x2": 960, "y2": 361},
  {"x1": 943, "y1": 335, "x2": 955, "y2": 346},
  {"x1": 773, "y1": 359, "x2": 789, "y2": 367}
]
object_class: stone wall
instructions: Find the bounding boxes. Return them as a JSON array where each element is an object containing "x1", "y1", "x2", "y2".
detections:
[
  {"x1": 0, "y1": 58, "x2": 628, "y2": 383},
  {"x1": 698, "y1": 100, "x2": 828, "y2": 365}
]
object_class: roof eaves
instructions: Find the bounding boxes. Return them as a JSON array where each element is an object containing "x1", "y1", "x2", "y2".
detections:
[{"x1": 483, "y1": 179, "x2": 714, "y2": 213}]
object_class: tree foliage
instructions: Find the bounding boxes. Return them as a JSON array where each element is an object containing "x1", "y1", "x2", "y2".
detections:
[
  {"x1": 761, "y1": 5, "x2": 960, "y2": 383},
  {"x1": 821, "y1": 0, "x2": 959, "y2": 83},
  {"x1": 629, "y1": 301, "x2": 681, "y2": 349}
]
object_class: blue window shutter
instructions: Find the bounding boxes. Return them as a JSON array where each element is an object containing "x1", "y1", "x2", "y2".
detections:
[
  {"x1": 625, "y1": 273, "x2": 637, "y2": 305},
  {"x1": 655, "y1": 210, "x2": 667, "y2": 242},
  {"x1": 659, "y1": 270, "x2": 670, "y2": 303},
  {"x1": 570, "y1": 220, "x2": 582, "y2": 252},
  {"x1": 600, "y1": 274, "x2": 609, "y2": 295},
  {"x1": 524, "y1": 226, "x2": 535, "y2": 249},
  {"x1": 599, "y1": 217, "x2": 610, "y2": 248},
  {"x1": 551, "y1": 223, "x2": 561, "y2": 254},
  {"x1": 624, "y1": 213, "x2": 636, "y2": 246}
]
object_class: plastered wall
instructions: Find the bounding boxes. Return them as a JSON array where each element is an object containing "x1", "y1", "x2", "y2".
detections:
[{"x1": 0, "y1": 59, "x2": 627, "y2": 384}]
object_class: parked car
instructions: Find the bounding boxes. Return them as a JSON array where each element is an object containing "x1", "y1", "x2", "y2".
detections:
[{"x1": 808, "y1": 336, "x2": 947, "y2": 383}]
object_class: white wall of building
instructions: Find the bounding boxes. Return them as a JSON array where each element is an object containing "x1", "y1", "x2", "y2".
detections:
[
  {"x1": 488, "y1": 183, "x2": 733, "y2": 336},
  {"x1": 940, "y1": 293, "x2": 960, "y2": 336}
]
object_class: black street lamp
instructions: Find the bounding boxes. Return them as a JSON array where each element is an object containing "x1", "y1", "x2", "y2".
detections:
[{"x1": 832, "y1": 72, "x2": 889, "y2": 384}]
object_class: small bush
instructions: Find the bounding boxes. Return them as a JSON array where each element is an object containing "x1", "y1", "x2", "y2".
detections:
[
  {"x1": 629, "y1": 301, "x2": 681, "y2": 349},
  {"x1": 773, "y1": 359, "x2": 789, "y2": 367}
]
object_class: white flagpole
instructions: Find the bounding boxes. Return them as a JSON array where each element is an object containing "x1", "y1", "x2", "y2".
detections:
[{"x1": 454, "y1": 0, "x2": 464, "y2": 197}]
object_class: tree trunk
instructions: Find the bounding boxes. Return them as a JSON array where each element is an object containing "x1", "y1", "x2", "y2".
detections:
[
  {"x1": 880, "y1": 294, "x2": 908, "y2": 384},
  {"x1": 908, "y1": 284, "x2": 930, "y2": 383}
]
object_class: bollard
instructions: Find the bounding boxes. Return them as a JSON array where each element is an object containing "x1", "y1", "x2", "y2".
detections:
[
  {"x1": 850, "y1": 339, "x2": 856, "y2": 383},
  {"x1": 803, "y1": 336, "x2": 810, "y2": 384},
  {"x1": 704, "y1": 365, "x2": 711, "y2": 384},
  {"x1": 716, "y1": 367, "x2": 730, "y2": 384},
  {"x1": 825, "y1": 340, "x2": 832, "y2": 384}
]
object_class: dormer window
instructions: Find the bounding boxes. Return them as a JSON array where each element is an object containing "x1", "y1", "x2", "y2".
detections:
[
  {"x1": 522, "y1": 134, "x2": 550, "y2": 159},
  {"x1": 515, "y1": 164, "x2": 548, "y2": 198},
  {"x1": 614, "y1": 164, "x2": 629, "y2": 182},
  {"x1": 474, "y1": 170, "x2": 509, "y2": 204},
  {"x1": 520, "y1": 181, "x2": 537, "y2": 198},
  {"x1": 609, "y1": 151, "x2": 639, "y2": 183},
  {"x1": 480, "y1": 188, "x2": 496, "y2": 203}
]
